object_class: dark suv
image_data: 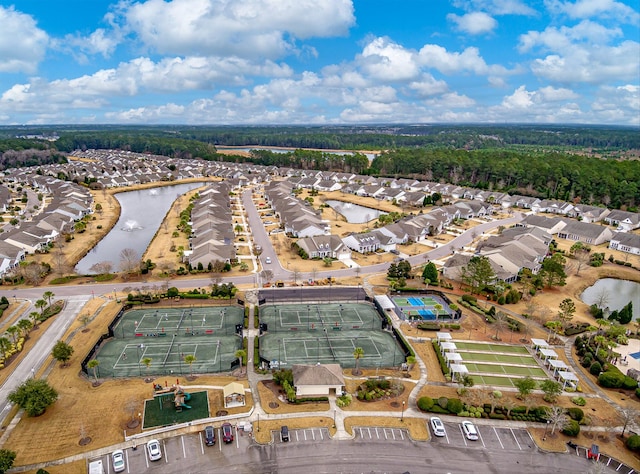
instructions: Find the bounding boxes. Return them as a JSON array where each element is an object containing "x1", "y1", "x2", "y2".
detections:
[
  {"x1": 281, "y1": 425, "x2": 289, "y2": 442},
  {"x1": 221, "y1": 423, "x2": 234, "y2": 444},
  {"x1": 204, "y1": 426, "x2": 215, "y2": 446}
]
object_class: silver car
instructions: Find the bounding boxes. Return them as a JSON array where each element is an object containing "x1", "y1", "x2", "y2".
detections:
[
  {"x1": 112, "y1": 449, "x2": 125, "y2": 472},
  {"x1": 430, "y1": 416, "x2": 446, "y2": 437},
  {"x1": 461, "y1": 421, "x2": 478, "y2": 440}
]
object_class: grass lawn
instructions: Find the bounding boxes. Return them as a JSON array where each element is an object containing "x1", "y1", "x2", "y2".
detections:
[
  {"x1": 143, "y1": 391, "x2": 209, "y2": 429},
  {"x1": 458, "y1": 351, "x2": 538, "y2": 365},
  {"x1": 464, "y1": 362, "x2": 546, "y2": 377},
  {"x1": 453, "y1": 341, "x2": 530, "y2": 354}
]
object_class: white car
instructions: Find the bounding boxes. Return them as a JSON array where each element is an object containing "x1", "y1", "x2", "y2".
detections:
[
  {"x1": 265, "y1": 257, "x2": 271, "y2": 264},
  {"x1": 461, "y1": 420, "x2": 478, "y2": 440},
  {"x1": 147, "y1": 439, "x2": 162, "y2": 461},
  {"x1": 430, "y1": 417, "x2": 446, "y2": 437},
  {"x1": 112, "y1": 449, "x2": 125, "y2": 472}
]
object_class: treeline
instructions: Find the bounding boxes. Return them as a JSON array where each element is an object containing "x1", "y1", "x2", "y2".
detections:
[
  {"x1": 227, "y1": 149, "x2": 369, "y2": 173},
  {"x1": 54, "y1": 133, "x2": 219, "y2": 161},
  {"x1": 371, "y1": 148, "x2": 639, "y2": 209},
  {"x1": 0, "y1": 148, "x2": 66, "y2": 170}
]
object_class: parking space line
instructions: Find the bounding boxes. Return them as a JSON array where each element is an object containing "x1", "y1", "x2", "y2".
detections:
[
  {"x1": 296, "y1": 430, "x2": 300, "y2": 441},
  {"x1": 510, "y1": 429, "x2": 522, "y2": 450},
  {"x1": 163, "y1": 440, "x2": 168, "y2": 464},
  {"x1": 493, "y1": 427, "x2": 504, "y2": 449},
  {"x1": 392, "y1": 429, "x2": 396, "y2": 440},
  {"x1": 182, "y1": 435, "x2": 186, "y2": 458},
  {"x1": 106, "y1": 456, "x2": 111, "y2": 474},
  {"x1": 444, "y1": 431, "x2": 450, "y2": 444},
  {"x1": 199, "y1": 432, "x2": 204, "y2": 455},
  {"x1": 219, "y1": 428, "x2": 222, "y2": 451},
  {"x1": 319, "y1": 428, "x2": 323, "y2": 440},
  {"x1": 367, "y1": 427, "x2": 372, "y2": 438},
  {"x1": 459, "y1": 424, "x2": 468, "y2": 447},
  {"x1": 311, "y1": 429, "x2": 315, "y2": 441},
  {"x1": 144, "y1": 447, "x2": 149, "y2": 469},
  {"x1": 125, "y1": 449, "x2": 130, "y2": 474},
  {"x1": 303, "y1": 429, "x2": 307, "y2": 441},
  {"x1": 375, "y1": 427, "x2": 379, "y2": 439},
  {"x1": 478, "y1": 428, "x2": 486, "y2": 448},
  {"x1": 399, "y1": 430, "x2": 404, "y2": 440}
]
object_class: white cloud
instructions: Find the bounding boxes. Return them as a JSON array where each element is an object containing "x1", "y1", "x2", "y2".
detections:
[
  {"x1": 408, "y1": 75, "x2": 449, "y2": 97},
  {"x1": 358, "y1": 37, "x2": 420, "y2": 81},
  {"x1": 122, "y1": 0, "x2": 355, "y2": 59},
  {"x1": 538, "y1": 85, "x2": 580, "y2": 101},
  {"x1": 545, "y1": 0, "x2": 639, "y2": 23},
  {"x1": 447, "y1": 12, "x2": 498, "y2": 35},
  {"x1": 519, "y1": 21, "x2": 639, "y2": 84},
  {"x1": 57, "y1": 28, "x2": 121, "y2": 63},
  {"x1": 453, "y1": 0, "x2": 536, "y2": 15},
  {"x1": 418, "y1": 44, "x2": 508, "y2": 76},
  {"x1": 0, "y1": 6, "x2": 48, "y2": 73},
  {"x1": 501, "y1": 85, "x2": 535, "y2": 109}
]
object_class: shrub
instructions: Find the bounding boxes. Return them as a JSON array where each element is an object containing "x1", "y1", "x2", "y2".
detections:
[
  {"x1": 446, "y1": 398, "x2": 463, "y2": 414},
  {"x1": 417, "y1": 396, "x2": 434, "y2": 411},
  {"x1": 581, "y1": 355, "x2": 592, "y2": 368},
  {"x1": 429, "y1": 405, "x2": 449, "y2": 414},
  {"x1": 598, "y1": 370, "x2": 625, "y2": 388},
  {"x1": 562, "y1": 420, "x2": 580, "y2": 437},
  {"x1": 636, "y1": 387, "x2": 640, "y2": 399},
  {"x1": 567, "y1": 407, "x2": 584, "y2": 422},
  {"x1": 461, "y1": 294, "x2": 477, "y2": 304},
  {"x1": 489, "y1": 413, "x2": 506, "y2": 420},
  {"x1": 627, "y1": 434, "x2": 640, "y2": 452},
  {"x1": 571, "y1": 396, "x2": 586, "y2": 407},
  {"x1": 336, "y1": 394, "x2": 352, "y2": 408},
  {"x1": 623, "y1": 376, "x2": 639, "y2": 390},
  {"x1": 437, "y1": 397, "x2": 449, "y2": 409},
  {"x1": 589, "y1": 361, "x2": 602, "y2": 376}
]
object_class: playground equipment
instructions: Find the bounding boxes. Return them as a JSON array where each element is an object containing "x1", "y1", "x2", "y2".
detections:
[{"x1": 153, "y1": 381, "x2": 192, "y2": 411}]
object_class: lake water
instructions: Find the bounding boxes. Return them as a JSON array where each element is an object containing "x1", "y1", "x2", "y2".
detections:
[
  {"x1": 75, "y1": 182, "x2": 206, "y2": 274},
  {"x1": 580, "y1": 278, "x2": 640, "y2": 321},
  {"x1": 325, "y1": 200, "x2": 387, "y2": 224}
]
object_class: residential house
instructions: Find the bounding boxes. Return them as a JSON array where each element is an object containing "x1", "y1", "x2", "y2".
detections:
[
  {"x1": 556, "y1": 220, "x2": 614, "y2": 245},
  {"x1": 342, "y1": 233, "x2": 380, "y2": 253},
  {"x1": 604, "y1": 210, "x2": 640, "y2": 232},
  {"x1": 609, "y1": 232, "x2": 640, "y2": 256},
  {"x1": 0, "y1": 241, "x2": 26, "y2": 276},
  {"x1": 296, "y1": 235, "x2": 352, "y2": 260}
]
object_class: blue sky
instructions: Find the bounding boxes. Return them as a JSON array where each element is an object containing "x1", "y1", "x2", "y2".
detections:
[{"x1": 0, "y1": 0, "x2": 638, "y2": 125}]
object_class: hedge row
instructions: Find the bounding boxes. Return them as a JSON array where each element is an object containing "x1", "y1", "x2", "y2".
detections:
[
  {"x1": 417, "y1": 396, "x2": 549, "y2": 423},
  {"x1": 432, "y1": 340, "x2": 450, "y2": 376}
]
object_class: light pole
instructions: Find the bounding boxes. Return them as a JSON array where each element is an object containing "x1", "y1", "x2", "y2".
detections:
[
  {"x1": 137, "y1": 344, "x2": 144, "y2": 376},
  {"x1": 543, "y1": 420, "x2": 550, "y2": 441},
  {"x1": 333, "y1": 408, "x2": 336, "y2": 428},
  {"x1": 257, "y1": 413, "x2": 260, "y2": 432},
  {"x1": 178, "y1": 344, "x2": 182, "y2": 375},
  {"x1": 217, "y1": 340, "x2": 221, "y2": 372},
  {"x1": 401, "y1": 401, "x2": 405, "y2": 422}
]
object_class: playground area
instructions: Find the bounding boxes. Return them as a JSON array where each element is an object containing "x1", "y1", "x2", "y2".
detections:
[
  {"x1": 89, "y1": 305, "x2": 244, "y2": 378},
  {"x1": 259, "y1": 302, "x2": 382, "y2": 332},
  {"x1": 259, "y1": 302, "x2": 404, "y2": 369},
  {"x1": 143, "y1": 384, "x2": 210, "y2": 429},
  {"x1": 440, "y1": 339, "x2": 552, "y2": 388},
  {"x1": 392, "y1": 294, "x2": 454, "y2": 321}
]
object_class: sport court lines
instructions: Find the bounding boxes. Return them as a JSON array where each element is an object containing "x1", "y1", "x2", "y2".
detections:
[{"x1": 281, "y1": 335, "x2": 383, "y2": 363}]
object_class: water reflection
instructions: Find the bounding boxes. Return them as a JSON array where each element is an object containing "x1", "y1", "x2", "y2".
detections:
[{"x1": 75, "y1": 182, "x2": 206, "y2": 274}]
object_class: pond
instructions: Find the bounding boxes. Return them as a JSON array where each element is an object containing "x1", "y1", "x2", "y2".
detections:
[
  {"x1": 324, "y1": 200, "x2": 387, "y2": 224},
  {"x1": 580, "y1": 278, "x2": 640, "y2": 321},
  {"x1": 75, "y1": 182, "x2": 207, "y2": 275}
]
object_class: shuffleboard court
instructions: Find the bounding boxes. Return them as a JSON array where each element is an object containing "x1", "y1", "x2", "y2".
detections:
[
  {"x1": 463, "y1": 362, "x2": 547, "y2": 377},
  {"x1": 457, "y1": 351, "x2": 539, "y2": 366},
  {"x1": 453, "y1": 341, "x2": 530, "y2": 354}
]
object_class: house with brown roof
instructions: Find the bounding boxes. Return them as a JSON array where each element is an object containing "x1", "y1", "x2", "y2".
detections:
[{"x1": 292, "y1": 363, "x2": 345, "y2": 397}]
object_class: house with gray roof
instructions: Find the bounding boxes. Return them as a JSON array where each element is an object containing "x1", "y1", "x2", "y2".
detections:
[
  {"x1": 557, "y1": 220, "x2": 614, "y2": 245},
  {"x1": 295, "y1": 234, "x2": 351, "y2": 260},
  {"x1": 604, "y1": 210, "x2": 640, "y2": 232},
  {"x1": 609, "y1": 232, "x2": 640, "y2": 256}
]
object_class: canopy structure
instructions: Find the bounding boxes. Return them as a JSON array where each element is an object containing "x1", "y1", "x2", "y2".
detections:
[
  {"x1": 531, "y1": 338, "x2": 549, "y2": 353},
  {"x1": 450, "y1": 363, "x2": 469, "y2": 382},
  {"x1": 440, "y1": 341, "x2": 457, "y2": 355},
  {"x1": 539, "y1": 348, "x2": 558, "y2": 362},
  {"x1": 445, "y1": 352, "x2": 463, "y2": 367},
  {"x1": 436, "y1": 332, "x2": 452, "y2": 342},
  {"x1": 558, "y1": 370, "x2": 579, "y2": 390},
  {"x1": 549, "y1": 359, "x2": 569, "y2": 376}
]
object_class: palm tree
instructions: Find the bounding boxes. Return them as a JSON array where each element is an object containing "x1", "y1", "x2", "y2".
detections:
[
  {"x1": 234, "y1": 349, "x2": 246, "y2": 375},
  {"x1": 352, "y1": 347, "x2": 364, "y2": 376},
  {"x1": 433, "y1": 303, "x2": 443, "y2": 321},
  {"x1": 87, "y1": 359, "x2": 99, "y2": 384},
  {"x1": 142, "y1": 357, "x2": 152, "y2": 378},
  {"x1": 43, "y1": 291, "x2": 54, "y2": 306},
  {"x1": 0, "y1": 337, "x2": 11, "y2": 361},
  {"x1": 6, "y1": 326, "x2": 19, "y2": 345},
  {"x1": 29, "y1": 311, "x2": 40, "y2": 328},
  {"x1": 35, "y1": 299, "x2": 47, "y2": 316},
  {"x1": 17, "y1": 319, "x2": 32, "y2": 338},
  {"x1": 184, "y1": 354, "x2": 196, "y2": 377}
]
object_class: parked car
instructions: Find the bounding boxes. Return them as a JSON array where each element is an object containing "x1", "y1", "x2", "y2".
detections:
[
  {"x1": 204, "y1": 425, "x2": 216, "y2": 446},
  {"x1": 430, "y1": 417, "x2": 446, "y2": 437},
  {"x1": 390, "y1": 249, "x2": 400, "y2": 255},
  {"x1": 265, "y1": 257, "x2": 271, "y2": 264},
  {"x1": 147, "y1": 439, "x2": 162, "y2": 461},
  {"x1": 281, "y1": 425, "x2": 289, "y2": 442},
  {"x1": 461, "y1": 421, "x2": 478, "y2": 440},
  {"x1": 222, "y1": 422, "x2": 234, "y2": 443},
  {"x1": 112, "y1": 450, "x2": 125, "y2": 473}
]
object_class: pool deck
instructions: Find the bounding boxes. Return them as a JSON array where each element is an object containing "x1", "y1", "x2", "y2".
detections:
[{"x1": 612, "y1": 338, "x2": 640, "y2": 374}]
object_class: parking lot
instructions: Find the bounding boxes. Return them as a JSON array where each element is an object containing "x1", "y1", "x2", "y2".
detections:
[
  {"x1": 427, "y1": 419, "x2": 536, "y2": 451},
  {"x1": 88, "y1": 425, "x2": 253, "y2": 474},
  {"x1": 353, "y1": 426, "x2": 408, "y2": 442},
  {"x1": 271, "y1": 427, "x2": 330, "y2": 444}
]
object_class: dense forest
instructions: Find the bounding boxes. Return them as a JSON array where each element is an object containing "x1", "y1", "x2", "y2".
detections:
[
  {"x1": 0, "y1": 124, "x2": 637, "y2": 209},
  {"x1": 371, "y1": 149, "x2": 639, "y2": 209}
]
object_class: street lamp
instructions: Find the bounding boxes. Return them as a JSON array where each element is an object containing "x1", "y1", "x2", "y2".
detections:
[
  {"x1": 401, "y1": 401, "x2": 405, "y2": 422},
  {"x1": 333, "y1": 408, "x2": 336, "y2": 428},
  {"x1": 543, "y1": 420, "x2": 550, "y2": 441},
  {"x1": 257, "y1": 413, "x2": 260, "y2": 432},
  {"x1": 137, "y1": 344, "x2": 144, "y2": 376}
]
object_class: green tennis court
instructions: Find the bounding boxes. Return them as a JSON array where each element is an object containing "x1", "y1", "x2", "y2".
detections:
[
  {"x1": 260, "y1": 330, "x2": 404, "y2": 369},
  {"x1": 260, "y1": 303, "x2": 382, "y2": 332}
]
